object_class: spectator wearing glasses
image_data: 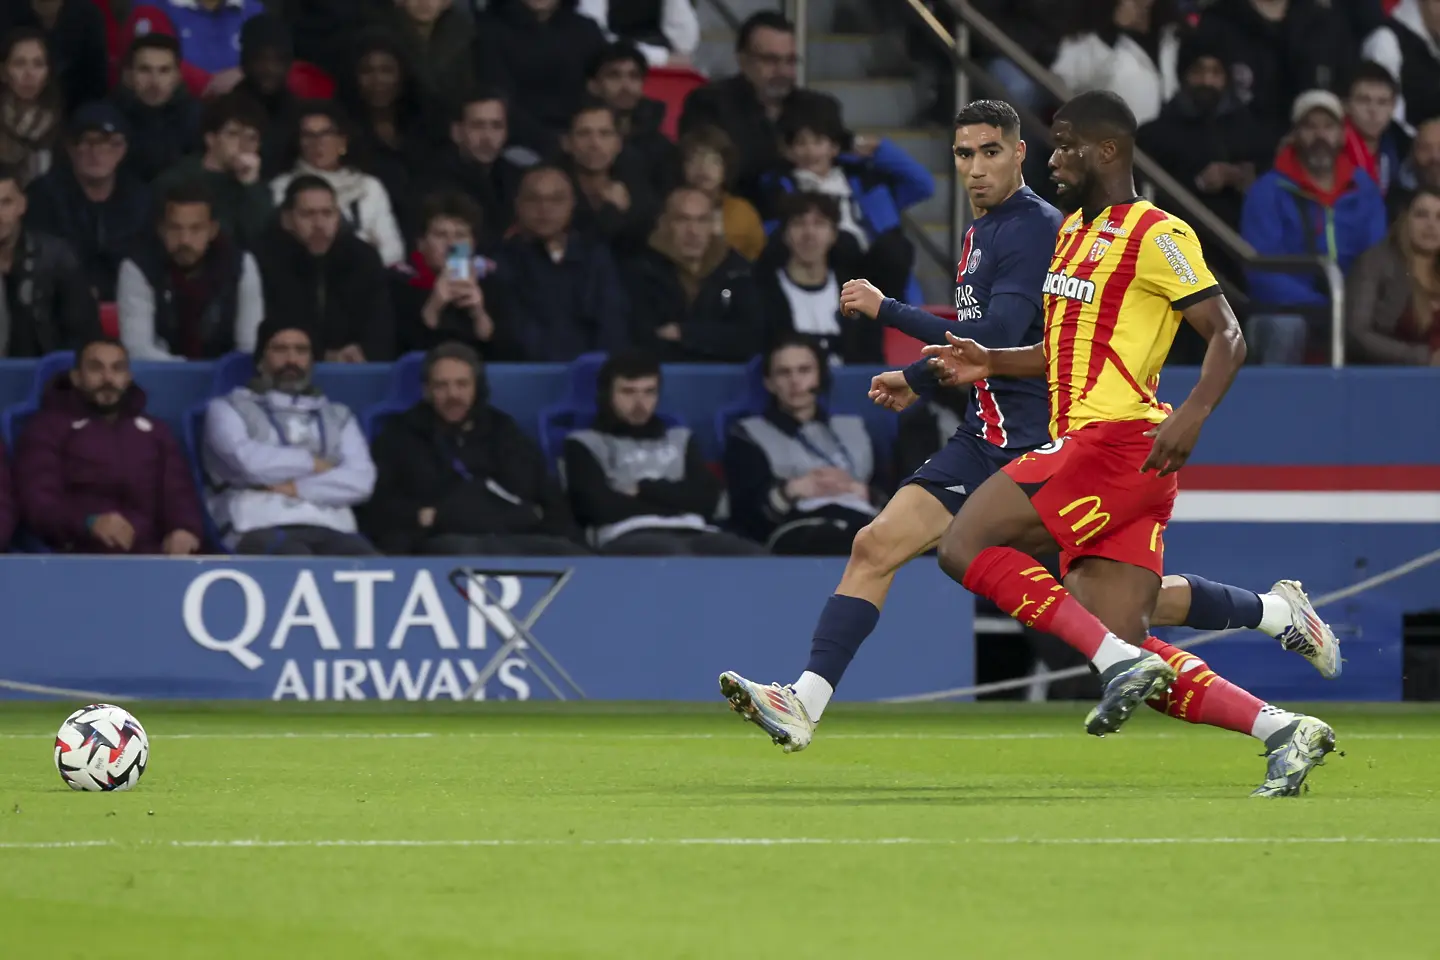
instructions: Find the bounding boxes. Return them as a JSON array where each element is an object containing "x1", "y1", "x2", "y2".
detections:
[
  {"x1": 270, "y1": 101, "x2": 405, "y2": 267},
  {"x1": 112, "y1": 34, "x2": 201, "y2": 185},
  {"x1": 25, "y1": 102, "x2": 150, "y2": 301},
  {"x1": 155, "y1": 92, "x2": 273, "y2": 250},
  {"x1": 0, "y1": 28, "x2": 61, "y2": 187},
  {"x1": 678, "y1": 12, "x2": 841, "y2": 204},
  {"x1": 117, "y1": 179, "x2": 262, "y2": 361}
]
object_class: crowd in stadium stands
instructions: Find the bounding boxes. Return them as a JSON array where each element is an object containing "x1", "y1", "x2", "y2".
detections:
[{"x1": 0, "y1": 0, "x2": 1433, "y2": 557}]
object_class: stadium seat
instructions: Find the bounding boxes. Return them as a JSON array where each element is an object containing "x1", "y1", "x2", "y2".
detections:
[
  {"x1": 288, "y1": 61, "x2": 336, "y2": 99},
  {"x1": 883, "y1": 326, "x2": 925, "y2": 366},
  {"x1": 386, "y1": 352, "x2": 427, "y2": 405},
  {"x1": 362, "y1": 400, "x2": 410, "y2": 442},
  {"x1": 712, "y1": 355, "x2": 767, "y2": 450},
  {"x1": 181, "y1": 402, "x2": 227, "y2": 552},
  {"x1": 641, "y1": 66, "x2": 707, "y2": 141},
  {"x1": 1, "y1": 406, "x2": 33, "y2": 451},
  {"x1": 210, "y1": 352, "x2": 255, "y2": 397},
  {"x1": 99, "y1": 302, "x2": 119, "y2": 338},
  {"x1": 26, "y1": 351, "x2": 74, "y2": 406},
  {"x1": 533, "y1": 352, "x2": 612, "y2": 468}
]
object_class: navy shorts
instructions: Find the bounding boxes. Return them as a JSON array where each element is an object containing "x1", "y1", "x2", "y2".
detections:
[{"x1": 902, "y1": 429, "x2": 1032, "y2": 514}]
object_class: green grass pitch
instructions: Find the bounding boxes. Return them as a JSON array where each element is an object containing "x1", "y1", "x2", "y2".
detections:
[{"x1": 1, "y1": 701, "x2": 1437, "y2": 958}]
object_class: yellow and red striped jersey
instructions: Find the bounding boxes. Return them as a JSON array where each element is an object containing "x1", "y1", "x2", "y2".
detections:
[{"x1": 1041, "y1": 200, "x2": 1219, "y2": 437}]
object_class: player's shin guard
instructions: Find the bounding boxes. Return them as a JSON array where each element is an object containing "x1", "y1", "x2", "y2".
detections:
[
  {"x1": 961, "y1": 546, "x2": 1137, "y2": 667},
  {"x1": 796, "y1": 594, "x2": 881, "y2": 720},
  {"x1": 1140, "y1": 637, "x2": 1296, "y2": 743}
]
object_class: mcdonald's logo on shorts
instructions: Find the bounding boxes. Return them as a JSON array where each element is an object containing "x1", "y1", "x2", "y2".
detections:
[{"x1": 1058, "y1": 495, "x2": 1111, "y2": 546}]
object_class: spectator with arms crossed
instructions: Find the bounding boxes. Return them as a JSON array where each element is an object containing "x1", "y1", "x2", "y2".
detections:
[
  {"x1": 203, "y1": 320, "x2": 377, "y2": 556},
  {"x1": 16, "y1": 338, "x2": 203, "y2": 555}
]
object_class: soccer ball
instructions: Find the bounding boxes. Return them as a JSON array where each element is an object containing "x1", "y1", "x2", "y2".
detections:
[{"x1": 53, "y1": 704, "x2": 149, "y2": 792}]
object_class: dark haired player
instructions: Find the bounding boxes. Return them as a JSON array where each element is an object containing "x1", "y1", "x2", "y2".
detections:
[
  {"x1": 718, "y1": 100, "x2": 1339, "y2": 796},
  {"x1": 922, "y1": 91, "x2": 1337, "y2": 796}
]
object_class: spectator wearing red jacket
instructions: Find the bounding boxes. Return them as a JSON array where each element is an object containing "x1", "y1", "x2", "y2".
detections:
[{"x1": 15, "y1": 338, "x2": 204, "y2": 555}]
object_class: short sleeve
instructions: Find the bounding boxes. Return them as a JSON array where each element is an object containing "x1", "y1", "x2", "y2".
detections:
[
  {"x1": 988, "y1": 214, "x2": 1059, "y2": 309},
  {"x1": 1137, "y1": 219, "x2": 1220, "y2": 310}
]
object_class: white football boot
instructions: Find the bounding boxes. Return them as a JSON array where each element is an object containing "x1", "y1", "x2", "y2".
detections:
[
  {"x1": 1251, "y1": 716, "x2": 1338, "y2": 797},
  {"x1": 718, "y1": 671, "x2": 815, "y2": 753},
  {"x1": 1270, "y1": 580, "x2": 1342, "y2": 679}
]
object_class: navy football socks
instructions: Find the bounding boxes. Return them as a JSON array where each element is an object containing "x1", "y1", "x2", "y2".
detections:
[
  {"x1": 1180, "y1": 575, "x2": 1263, "y2": 631},
  {"x1": 804, "y1": 594, "x2": 881, "y2": 689}
]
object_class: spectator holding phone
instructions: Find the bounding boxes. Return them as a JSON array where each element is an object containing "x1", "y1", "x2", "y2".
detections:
[{"x1": 390, "y1": 191, "x2": 515, "y2": 358}]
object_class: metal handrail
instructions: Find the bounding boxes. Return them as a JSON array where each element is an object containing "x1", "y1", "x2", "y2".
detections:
[{"x1": 898, "y1": 0, "x2": 1347, "y2": 367}]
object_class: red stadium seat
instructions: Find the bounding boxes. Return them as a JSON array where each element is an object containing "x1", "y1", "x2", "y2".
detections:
[
  {"x1": 882, "y1": 305, "x2": 956, "y2": 365},
  {"x1": 99, "y1": 302, "x2": 119, "y2": 339},
  {"x1": 288, "y1": 61, "x2": 336, "y2": 100},
  {"x1": 642, "y1": 66, "x2": 707, "y2": 141}
]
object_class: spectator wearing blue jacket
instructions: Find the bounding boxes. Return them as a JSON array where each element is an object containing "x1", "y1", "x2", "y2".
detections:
[
  {"x1": 1242, "y1": 90, "x2": 1388, "y2": 364},
  {"x1": 760, "y1": 97, "x2": 934, "y2": 305},
  {"x1": 159, "y1": 0, "x2": 263, "y2": 77}
]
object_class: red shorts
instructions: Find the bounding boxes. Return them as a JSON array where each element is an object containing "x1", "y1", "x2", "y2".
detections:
[{"x1": 1002, "y1": 419, "x2": 1177, "y2": 577}]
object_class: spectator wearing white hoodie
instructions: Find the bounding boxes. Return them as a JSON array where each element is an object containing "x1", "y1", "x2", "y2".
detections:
[
  {"x1": 202, "y1": 319, "x2": 378, "y2": 555},
  {"x1": 1363, "y1": 0, "x2": 1440, "y2": 131},
  {"x1": 269, "y1": 100, "x2": 405, "y2": 266},
  {"x1": 1051, "y1": 0, "x2": 1181, "y2": 126}
]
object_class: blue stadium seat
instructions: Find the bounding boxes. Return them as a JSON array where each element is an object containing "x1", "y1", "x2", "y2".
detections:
[
  {"x1": 713, "y1": 356, "x2": 767, "y2": 450},
  {"x1": 210, "y1": 351, "x2": 255, "y2": 396},
  {"x1": 27, "y1": 351, "x2": 73, "y2": 405},
  {"x1": 1, "y1": 404, "x2": 34, "y2": 450},
  {"x1": 182, "y1": 401, "x2": 227, "y2": 552},
  {"x1": 362, "y1": 400, "x2": 411, "y2": 442},
  {"x1": 387, "y1": 352, "x2": 426, "y2": 405},
  {"x1": 534, "y1": 353, "x2": 613, "y2": 469}
]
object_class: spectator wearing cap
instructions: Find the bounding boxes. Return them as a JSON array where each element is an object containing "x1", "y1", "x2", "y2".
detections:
[
  {"x1": 154, "y1": 92, "x2": 273, "y2": 250},
  {"x1": 0, "y1": 28, "x2": 60, "y2": 187},
  {"x1": 25, "y1": 102, "x2": 151, "y2": 301},
  {"x1": 1050, "y1": 0, "x2": 1182, "y2": 126},
  {"x1": 372, "y1": 0, "x2": 476, "y2": 110},
  {"x1": 496, "y1": 164, "x2": 628, "y2": 361},
  {"x1": 563, "y1": 102, "x2": 660, "y2": 255},
  {"x1": 476, "y1": 0, "x2": 609, "y2": 144},
  {"x1": 678, "y1": 13, "x2": 843, "y2": 204},
  {"x1": 270, "y1": 101, "x2": 406, "y2": 267},
  {"x1": 254, "y1": 174, "x2": 395, "y2": 363},
  {"x1": 232, "y1": 14, "x2": 301, "y2": 177},
  {"x1": 390, "y1": 191, "x2": 516, "y2": 359},
  {"x1": 1343, "y1": 61, "x2": 1410, "y2": 197},
  {"x1": 577, "y1": 0, "x2": 698, "y2": 68},
  {"x1": 112, "y1": 34, "x2": 202, "y2": 185},
  {"x1": 678, "y1": 126, "x2": 765, "y2": 261},
  {"x1": 1241, "y1": 90, "x2": 1388, "y2": 363},
  {"x1": 158, "y1": 0, "x2": 263, "y2": 78},
  {"x1": 0, "y1": 163, "x2": 101, "y2": 357},
  {"x1": 117, "y1": 178, "x2": 262, "y2": 361},
  {"x1": 430, "y1": 90, "x2": 539, "y2": 251},
  {"x1": 16, "y1": 337, "x2": 204, "y2": 555},
  {"x1": 1137, "y1": 32, "x2": 1271, "y2": 292},
  {"x1": 3, "y1": 0, "x2": 107, "y2": 114},
  {"x1": 203, "y1": 319, "x2": 378, "y2": 556},
  {"x1": 1191, "y1": 0, "x2": 1355, "y2": 146},
  {"x1": 1362, "y1": 0, "x2": 1440, "y2": 131},
  {"x1": 624, "y1": 186, "x2": 764, "y2": 363},
  {"x1": 586, "y1": 42, "x2": 681, "y2": 199},
  {"x1": 761, "y1": 96, "x2": 934, "y2": 306}
]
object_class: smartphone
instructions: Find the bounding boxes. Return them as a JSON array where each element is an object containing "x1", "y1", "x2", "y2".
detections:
[{"x1": 445, "y1": 242, "x2": 471, "y2": 281}]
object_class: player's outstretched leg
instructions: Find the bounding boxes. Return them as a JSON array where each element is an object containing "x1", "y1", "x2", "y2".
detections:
[
  {"x1": 719, "y1": 484, "x2": 953, "y2": 752},
  {"x1": 1141, "y1": 637, "x2": 1338, "y2": 796},
  {"x1": 1152, "y1": 575, "x2": 1341, "y2": 678},
  {"x1": 936, "y1": 473, "x2": 1177, "y2": 736}
]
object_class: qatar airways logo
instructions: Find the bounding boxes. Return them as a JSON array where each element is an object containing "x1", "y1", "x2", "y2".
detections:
[
  {"x1": 954, "y1": 283, "x2": 983, "y2": 322},
  {"x1": 1044, "y1": 271, "x2": 1096, "y2": 304}
]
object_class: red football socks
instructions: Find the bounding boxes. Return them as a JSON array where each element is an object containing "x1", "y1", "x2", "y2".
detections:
[
  {"x1": 962, "y1": 546, "x2": 1112, "y2": 659},
  {"x1": 1140, "y1": 636, "x2": 1264, "y2": 735}
]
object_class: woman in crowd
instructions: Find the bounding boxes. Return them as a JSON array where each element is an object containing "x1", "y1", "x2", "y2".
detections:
[
  {"x1": 757, "y1": 192, "x2": 881, "y2": 365},
  {"x1": 1347, "y1": 186, "x2": 1440, "y2": 365},
  {"x1": 0, "y1": 28, "x2": 59, "y2": 187},
  {"x1": 677, "y1": 125, "x2": 765, "y2": 261},
  {"x1": 270, "y1": 100, "x2": 406, "y2": 266}
]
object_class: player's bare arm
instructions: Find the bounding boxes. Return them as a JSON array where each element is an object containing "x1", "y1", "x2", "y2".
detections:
[
  {"x1": 1140, "y1": 293, "x2": 1246, "y2": 476},
  {"x1": 920, "y1": 332, "x2": 1046, "y2": 387}
]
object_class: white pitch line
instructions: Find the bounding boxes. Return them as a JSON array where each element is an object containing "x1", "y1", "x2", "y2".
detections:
[
  {"x1": 4, "y1": 837, "x2": 1440, "y2": 851},
  {"x1": 1, "y1": 730, "x2": 1437, "y2": 742}
]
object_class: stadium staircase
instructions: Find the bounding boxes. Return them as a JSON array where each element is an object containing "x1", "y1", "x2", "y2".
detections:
[{"x1": 696, "y1": 0, "x2": 957, "y2": 304}]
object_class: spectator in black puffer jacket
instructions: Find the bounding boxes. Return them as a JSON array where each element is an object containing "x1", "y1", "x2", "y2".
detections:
[
  {"x1": 586, "y1": 42, "x2": 681, "y2": 199},
  {"x1": 361, "y1": 342, "x2": 585, "y2": 556},
  {"x1": 1192, "y1": 0, "x2": 1356, "y2": 147},
  {"x1": 111, "y1": 35, "x2": 201, "y2": 186},
  {"x1": 476, "y1": 0, "x2": 608, "y2": 148}
]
